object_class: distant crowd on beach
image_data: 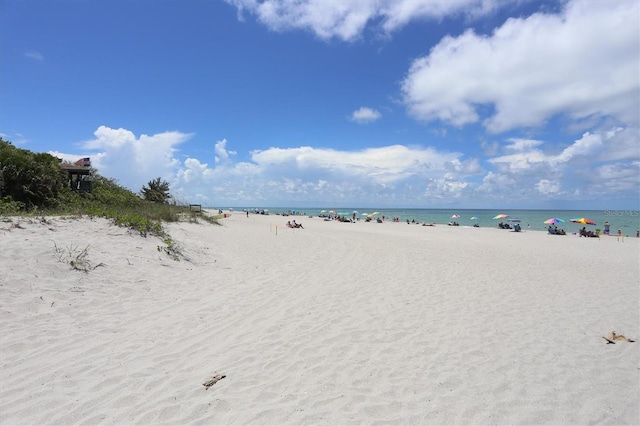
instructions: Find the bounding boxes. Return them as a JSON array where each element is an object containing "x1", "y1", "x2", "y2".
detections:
[{"x1": 257, "y1": 210, "x2": 640, "y2": 237}]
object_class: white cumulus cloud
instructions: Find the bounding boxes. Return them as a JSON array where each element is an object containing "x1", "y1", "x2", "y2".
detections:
[
  {"x1": 79, "y1": 126, "x2": 192, "y2": 193},
  {"x1": 350, "y1": 107, "x2": 382, "y2": 124},
  {"x1": 401, "y1": 0, "x2": 640, "y2": 133},
  {"x1": 224, "y1": 0, "x2": 500, "y2": 41},
  {"x1": 536, "y1": 179, "x2": 560, "y2": 195},
  {"x1": 49, "y1": 121, "x2": 638, "y2": 208}
]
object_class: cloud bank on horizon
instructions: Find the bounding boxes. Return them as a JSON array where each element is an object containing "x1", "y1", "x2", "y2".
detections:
[{"x1": 3, "y1": 0, "x2": 639, "y2": 209}]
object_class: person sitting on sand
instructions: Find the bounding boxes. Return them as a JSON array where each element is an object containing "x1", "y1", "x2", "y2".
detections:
[
  {"x1": 292, "y1": 220, "x2": 304, "y2": 229},
  {"x1": 580, "y1": 228, "x2": 598, "y2": 237}
]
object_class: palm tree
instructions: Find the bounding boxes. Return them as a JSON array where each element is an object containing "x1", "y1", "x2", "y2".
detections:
[{"x1": 141, "y1": 177, "x2": 171, "y2": 203}]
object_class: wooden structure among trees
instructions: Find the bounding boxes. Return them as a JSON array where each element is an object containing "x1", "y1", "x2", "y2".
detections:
[{"x1": 60, "y1": 160, "x2": 93, "y2": 192}]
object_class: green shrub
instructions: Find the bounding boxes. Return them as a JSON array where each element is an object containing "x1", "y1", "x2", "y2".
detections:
[
  {"x1": 0, "y1": 138, "x2": 67, "y2": 209},
  {"x1": 0, "y1": 196, "x2": 25, "y2": 215}
]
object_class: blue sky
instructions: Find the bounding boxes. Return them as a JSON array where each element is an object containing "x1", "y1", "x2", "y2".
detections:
[{"x1": 1, "y1": 0, "x2": 638, "y2": 209}]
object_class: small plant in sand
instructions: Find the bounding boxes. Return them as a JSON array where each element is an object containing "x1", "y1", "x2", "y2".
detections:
[
  {"x1": 53, "y1": 242, "x2": 106, "y2": 272},
  {"x1": 157, "y1": 236, "x2": 182, "y2": 261},
  {"x1": 8, "y1": 220, "x2": 25, "y2": 229}
]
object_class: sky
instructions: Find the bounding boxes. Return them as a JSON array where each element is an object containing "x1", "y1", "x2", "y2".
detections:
[{"x1": 1, "y1": 0, "x2": 639, "y2": 209}]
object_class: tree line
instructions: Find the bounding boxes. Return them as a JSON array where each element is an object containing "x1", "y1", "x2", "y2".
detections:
[{"x1": 0, "y1": 137, "x2": 173, "y2": 212}]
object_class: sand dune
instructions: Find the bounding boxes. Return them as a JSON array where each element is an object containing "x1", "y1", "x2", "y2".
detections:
[{"x1": 1, "y1": 213, "x2": 638, "y2": 424}]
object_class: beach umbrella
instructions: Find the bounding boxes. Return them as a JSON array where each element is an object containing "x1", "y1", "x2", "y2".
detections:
[
  {"x1": 451, "y1": 214, "x2": 460, "y2": 219},
  {"x1": 543, "y1": 218, "x2": 564, "y2": 224},
  {"x1": 570, "y1": 217, "x2": 596, "y2": 225},
  {"x1": 470, "y1": 216, "x2": 480, "y2": 220},
  {"x1": 493, "y1": 214, "x2": 509, "y2": 219},
  {"x1": 368, "y1": 212, "x2": 380, "y2": 217}
]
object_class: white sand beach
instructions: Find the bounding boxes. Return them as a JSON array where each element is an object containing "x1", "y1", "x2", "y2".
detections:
[{"x1": 1, "y1": 212, "x2": 638, "y2": 425}]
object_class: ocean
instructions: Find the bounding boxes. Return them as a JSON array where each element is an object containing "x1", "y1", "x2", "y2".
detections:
[{"x1": 226, "y1": 207, "x2": 640, "y2": 235}]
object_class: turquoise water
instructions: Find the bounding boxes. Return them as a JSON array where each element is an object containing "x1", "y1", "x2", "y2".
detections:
[{"x1": 229, "y1": 207, "x2": 640, "y2": 235}]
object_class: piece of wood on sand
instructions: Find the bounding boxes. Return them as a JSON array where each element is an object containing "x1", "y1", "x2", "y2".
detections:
[{"x1": 203, "y1": 373, "x2": 226, "y2": 390}]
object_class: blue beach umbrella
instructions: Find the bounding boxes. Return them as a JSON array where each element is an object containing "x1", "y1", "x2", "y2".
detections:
[{"x1": 470, "y1": 216, "x2": 479, "y2": 220}]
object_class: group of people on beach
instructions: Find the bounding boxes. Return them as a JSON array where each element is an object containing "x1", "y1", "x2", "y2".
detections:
[
  {"x1": 602, "y1": 221, "x2": 628, "y2": 237},
  {"x1": 547, "y1": 224, "x2": 566, "y2": 235},
  {"x1": 579, "y1": 227, "x2": 599, "y2": 238},
  {"x1": 288, "y1": 216, "x2": 637, "y2": 237}
]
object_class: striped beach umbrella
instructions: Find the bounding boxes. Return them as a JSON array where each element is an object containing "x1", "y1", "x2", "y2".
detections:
[
  {"x1": 570, "y1": 217, "x2": 596, "y2": 225},
  {"x1": 544, "y1": 218, "x2": 564, "y2": 224}
]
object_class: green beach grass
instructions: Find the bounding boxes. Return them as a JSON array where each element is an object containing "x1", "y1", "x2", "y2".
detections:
[{"x1": 0, "y1": 137, "x2": 218, "y2": 255}]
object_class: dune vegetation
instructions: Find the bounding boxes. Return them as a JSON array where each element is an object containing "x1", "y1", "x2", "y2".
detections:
[{"x1": 0, "y1": 137, "x2": 217, "y2": 238}]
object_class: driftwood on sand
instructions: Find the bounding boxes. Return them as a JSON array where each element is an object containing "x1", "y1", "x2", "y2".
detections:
[
  {"x1": 203, "y1": 374, "x2": 226, "y2": 390},
  {"x1": 602, "y1": 331, "x2": 636, "y2": 344}
]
